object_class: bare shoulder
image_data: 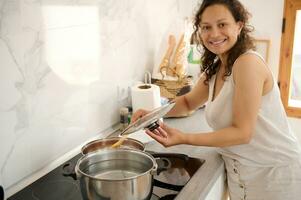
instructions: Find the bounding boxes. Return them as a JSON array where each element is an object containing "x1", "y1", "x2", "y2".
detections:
[{"x1": 232, "y1": 53, "x2": 269, "y2": 82}]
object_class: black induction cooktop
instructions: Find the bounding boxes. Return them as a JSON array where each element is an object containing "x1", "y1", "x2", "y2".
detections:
[
  {"x1": 8, "y1": 151, "x2": 204, "y2": 200},
  {"x1": 1, "y1": 186, "x2": 4, "y2": 200}
]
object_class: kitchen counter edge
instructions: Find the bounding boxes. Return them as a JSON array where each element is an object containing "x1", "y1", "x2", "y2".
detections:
[{"x1": 145, "y1": 109, "x2": 225, "y2": 200}]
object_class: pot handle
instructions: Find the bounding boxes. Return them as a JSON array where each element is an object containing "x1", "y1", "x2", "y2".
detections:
[
  {"x1": 149, "y1": 152, "x2": 189, "y2": 191},
  {"x1": 150, "y1": 152, "x2": 190, "y2": 175},
  {"x1": 62, "y1": 162, "x2": 77, "y2": 180},
  {"x1": 154, "y1": 157, "x2": 172, "y2": 175},
  {"x1": 151, "y1": 162, "x2": 158, "y2": 176}
]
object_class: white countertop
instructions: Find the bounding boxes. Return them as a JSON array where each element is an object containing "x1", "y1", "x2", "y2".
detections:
[{"x1": 145, "y1": 108, "x2": 225, "y2": 200}]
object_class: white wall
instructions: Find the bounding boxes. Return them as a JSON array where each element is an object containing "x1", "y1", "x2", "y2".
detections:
[
  {"x1": 0, "y1": 0, "x2": 199, "y2": 196},
  {"x1": 240, "y1": 0, "x2": 284, "y2": 78}
]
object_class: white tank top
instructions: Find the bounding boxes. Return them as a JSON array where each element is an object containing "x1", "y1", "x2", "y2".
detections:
[{"x1": 205, "y1": 51, "x2": 301, "y2": 167}]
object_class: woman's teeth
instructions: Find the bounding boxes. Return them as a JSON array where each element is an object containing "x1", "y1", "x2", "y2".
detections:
[{"x1": 210, "y1": 39, "x2": 226, "y2": 45}]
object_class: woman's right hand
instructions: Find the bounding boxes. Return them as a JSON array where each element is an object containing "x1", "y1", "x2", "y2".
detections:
[
  {"x1": 130, "y1": 109, "x2": 150, "y2": 123},
  {"x1": 145, "y1": 122, "x2": 184, "y2": 147}
]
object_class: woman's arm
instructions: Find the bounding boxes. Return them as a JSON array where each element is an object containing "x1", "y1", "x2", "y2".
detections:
[
  {"x1": 165, "y1": 73, "x2": 209, "y2": 117},
  {"x1": 147, "y1": 54, "x2": 272, "y2": 147}
]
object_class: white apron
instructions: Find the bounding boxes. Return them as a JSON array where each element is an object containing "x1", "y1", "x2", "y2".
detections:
[{"x1": 205, "y1": 51, "x2": 301, "y2": 200}]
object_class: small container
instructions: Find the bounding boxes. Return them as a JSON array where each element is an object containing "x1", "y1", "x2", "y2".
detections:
[
  {"x1": 120, "y1": 107, "x2": 129, "y2": 131},
  {"x1": 127, "y1": 106, "x2": 133, "y2": 123}
]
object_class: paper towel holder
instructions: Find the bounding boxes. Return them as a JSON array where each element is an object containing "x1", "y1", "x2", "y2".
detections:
[
  {"x1": 144, "y1": 71, "x2": 152, "y2": 84},
  {"x1": 133, "y1": 71, "x2": 152, "y2": 90}
]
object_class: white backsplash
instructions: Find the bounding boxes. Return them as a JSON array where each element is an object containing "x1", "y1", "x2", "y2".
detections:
[{"x1": 0, "y1": 0, "x2": 198, "y2": 196}]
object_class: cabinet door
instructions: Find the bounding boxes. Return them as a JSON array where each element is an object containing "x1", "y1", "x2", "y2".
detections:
[{"x1": 204, "y1": 171, "x2": 227, "y2": 200}]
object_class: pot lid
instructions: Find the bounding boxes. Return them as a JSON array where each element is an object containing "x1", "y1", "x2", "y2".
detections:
[{"x1": 120, "y1": 102, "x2": 175, "y2": 136}]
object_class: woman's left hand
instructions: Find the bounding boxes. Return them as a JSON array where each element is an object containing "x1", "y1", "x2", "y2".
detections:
[{"x1": 145, "y1": 122, "x2": 184, "y2": 147}]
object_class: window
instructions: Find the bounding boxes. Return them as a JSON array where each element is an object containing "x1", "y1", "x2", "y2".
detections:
[{"x1": 279, "y1": 0, "x2": 301, "y2": 118}]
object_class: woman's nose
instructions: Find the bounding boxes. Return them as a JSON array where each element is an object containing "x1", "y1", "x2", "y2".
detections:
[{"x1": 210, "y1": 27, "x2": 220, "y2": 37}]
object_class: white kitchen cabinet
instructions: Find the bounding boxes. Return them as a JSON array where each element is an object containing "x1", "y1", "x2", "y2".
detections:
[{"x1": 204, "y1": 170, "x2": 228, "y2": 200}]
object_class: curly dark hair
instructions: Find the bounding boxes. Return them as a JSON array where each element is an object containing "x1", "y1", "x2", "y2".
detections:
[{"x1": 191, "y1": 0, "x2": 255, "y2": 84}]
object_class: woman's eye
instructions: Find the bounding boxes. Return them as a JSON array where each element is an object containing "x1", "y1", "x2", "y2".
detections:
[
  {"x1": 218, "y1": 23, "x2": 226, "y2": 28},
  {"x1": 201, "y1": 26, "x2": 210, "y2": 31}
]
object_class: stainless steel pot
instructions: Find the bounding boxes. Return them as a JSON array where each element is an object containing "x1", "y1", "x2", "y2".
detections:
[
  {"x1": 81, "y1": 137, "x2": 145, "y2": 155},
  {"x1": 75, "y1": 149, "x2": 157, "y2": 200}
]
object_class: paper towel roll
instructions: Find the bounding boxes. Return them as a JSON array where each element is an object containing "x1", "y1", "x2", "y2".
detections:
[{"x1": 131, "y1": 84, "x2": 161, "y2": 112}]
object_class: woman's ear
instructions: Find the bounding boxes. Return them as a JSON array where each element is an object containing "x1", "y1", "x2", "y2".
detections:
[{"x1": 237, "y1": 21, "x2": 244, "y2": 34}]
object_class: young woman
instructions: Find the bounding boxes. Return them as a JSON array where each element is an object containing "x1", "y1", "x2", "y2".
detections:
[{"x1": 132, "y1": 0, "x2": 301, "y2": 199}]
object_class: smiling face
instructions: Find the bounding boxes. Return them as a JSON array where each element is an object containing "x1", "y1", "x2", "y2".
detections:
[{"x1": 200, "y1": 4, "x2": 243, "y2": 59}]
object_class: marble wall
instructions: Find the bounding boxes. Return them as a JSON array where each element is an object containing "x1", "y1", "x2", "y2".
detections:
[{"x1": 0, "y1": 0, "x2": 198, "y2": 195}]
